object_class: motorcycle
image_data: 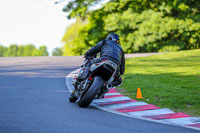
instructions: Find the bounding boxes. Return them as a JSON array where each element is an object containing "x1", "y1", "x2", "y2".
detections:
[{"x1": 69, "y1": 57, "x2": 118, "y2": 107}]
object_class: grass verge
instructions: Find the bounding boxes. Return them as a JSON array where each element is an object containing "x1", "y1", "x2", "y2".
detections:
[{"x1": 119, "y1": 49, "x2": 200, "y2": 116}]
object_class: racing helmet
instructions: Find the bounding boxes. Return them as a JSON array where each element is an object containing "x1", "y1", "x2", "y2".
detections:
[{"x1": 106, "y1": 33, "x2": 120, "y2": 43}]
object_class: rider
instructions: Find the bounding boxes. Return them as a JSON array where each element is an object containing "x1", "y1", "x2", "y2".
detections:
[{"x1": 84, "y1": 33, "x2": 125, "y2": 87}]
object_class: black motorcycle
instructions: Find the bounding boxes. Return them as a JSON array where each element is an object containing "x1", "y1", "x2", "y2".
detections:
[{"x1": 69, "y1": 57, "x2": 118, "y2": 107}]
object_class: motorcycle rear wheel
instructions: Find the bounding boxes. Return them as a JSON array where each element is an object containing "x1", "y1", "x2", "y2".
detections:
[{"x1": 78, "y1": 76, "x2": 103, "y2": 107}]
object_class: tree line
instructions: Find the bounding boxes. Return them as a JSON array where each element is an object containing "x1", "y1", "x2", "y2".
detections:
[
  {"x1": 60, "y1": 0, "x2": 200, "y2": 55},
  {"x1": 0, "y1": 44, "x2": 49, "y2": 57}
]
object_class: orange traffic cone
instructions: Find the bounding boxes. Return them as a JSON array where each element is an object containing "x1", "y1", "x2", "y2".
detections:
[{"x1": 136, "y1": 88, "x2": 143, "y2": 98}]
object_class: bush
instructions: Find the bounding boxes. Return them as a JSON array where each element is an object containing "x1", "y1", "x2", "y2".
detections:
[{"x1": 159, "y1": 46, "x2": 180, "y2": 52}]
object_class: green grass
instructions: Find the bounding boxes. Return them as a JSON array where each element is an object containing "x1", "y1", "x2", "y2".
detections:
[{"x1": 119, "y1": 49, "x2": 200, "y2": 116}]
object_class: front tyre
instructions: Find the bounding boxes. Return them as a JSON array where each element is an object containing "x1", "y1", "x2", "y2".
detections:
[
  {"x1": 69, "y1": 92, "x2": 78, "y2": 103},
  {"x1": 78, "y1": 76, "x2": 103, "y2": 107}
]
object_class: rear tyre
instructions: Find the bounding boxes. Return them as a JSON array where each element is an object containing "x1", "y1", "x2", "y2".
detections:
[{"x1": 78, "y1": 76, "x2": 103, "y2": 107}]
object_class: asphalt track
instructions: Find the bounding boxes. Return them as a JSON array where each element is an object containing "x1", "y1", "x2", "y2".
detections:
[{"x1": 0, "y1": 56, "x2": 199, "y2": 133}]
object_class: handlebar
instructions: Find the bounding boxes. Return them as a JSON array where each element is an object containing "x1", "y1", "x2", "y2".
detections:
[{"x1": 84, "y1": 56, "x2": 94, "y2": 61}]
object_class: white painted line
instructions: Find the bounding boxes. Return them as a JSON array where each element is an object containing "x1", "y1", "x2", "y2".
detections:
[
  {"x1": 67, "y1": 74, "x2": 77, "y2": 78},
  {"x1": 66, "y1": 76, "x2": 74, "y2": 92},
  {"x1": 93, "y1": 96, "x2": 130, "y2": 103},
  {"x1": 128, "y1": 108, "x2": 174, "y2": 117},
  {"x1": 66, "y1": 77, "x2": 73, "y2": 82},
  {"x1": 103, "y1": 101, "x2": 148, "y2": 109},
  {"x1": 104, "y1": 93, "x2": 121, "y2": 96},
  {"x1": 70, "y1": 69, "x2": 80, "y2": 74},
  {"x1": 162, "y1": 117, "x2": 200, "y2": 126}
]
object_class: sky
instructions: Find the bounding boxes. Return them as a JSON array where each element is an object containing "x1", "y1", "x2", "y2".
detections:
[{"x1": 0, "y1": 0, "x2": 75, "y2": 55}]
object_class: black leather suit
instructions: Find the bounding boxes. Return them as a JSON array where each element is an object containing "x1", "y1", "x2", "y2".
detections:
[{"x1": 85, "y1": 39, "x2": 125, "y2": 86}]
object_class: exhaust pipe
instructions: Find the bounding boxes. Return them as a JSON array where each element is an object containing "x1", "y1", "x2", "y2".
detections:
[{"x1": 106, "y1": 83, "x2": 113, "y2": 89}]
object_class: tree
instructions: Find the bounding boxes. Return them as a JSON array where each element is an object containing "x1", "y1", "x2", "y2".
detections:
[
  {"x1": 62, "y1": 19, "x2": 88, "y2": 55},
  {"x1": 62, "y1": 0, "x2": 200, "y2": 54},
  {"x1": 23, "y1": 44, "x2": 36, "y2": 56},
  {"x1": 52, "y1": 47, "x2": 63, "y2": 56},
  {"x1": 37, "y1": 46, "x2": 49, "y2": 56},
  {"x1": 0, "y1": 44, "x2": 49, "y2": 57},
  {"x1": 17, "y1": 46, "x2": 25, "y2": 56},
  {"x1": 7, "y1": 44, "x2": 18, "y2": 57},
  {"x1": 0, "y1": 45, "x2": 5, "y2": 57}
]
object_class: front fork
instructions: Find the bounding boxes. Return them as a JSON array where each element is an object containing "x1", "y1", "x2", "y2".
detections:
[{"x1": 72, "y1": 78, "x2": 92, "y2": 98}]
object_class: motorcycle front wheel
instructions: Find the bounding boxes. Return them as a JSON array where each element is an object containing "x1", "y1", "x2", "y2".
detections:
[
  {"x1": 69, "y1": 92, "x2": 78, "y2": 103},
  {"x1": 78, "y1": 76, "x2": 103, "y2": 107}
]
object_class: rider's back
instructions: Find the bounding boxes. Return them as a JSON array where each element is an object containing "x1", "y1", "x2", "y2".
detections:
[{"x1": 101, "y1": 39, "x2": 123, "y2": 65}]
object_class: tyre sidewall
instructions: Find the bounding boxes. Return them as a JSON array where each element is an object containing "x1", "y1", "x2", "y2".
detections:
[{"x1": 78, "y1": 76, "x2": 103, "y2": 107}]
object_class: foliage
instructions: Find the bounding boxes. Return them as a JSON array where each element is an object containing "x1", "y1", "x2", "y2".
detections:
[
  {"x1": 52, "y1": 47, "x2": 63, "y2": 56},
  {"x1": 62, "y1": 0, "x2": 200, "y2": 55},
  {"x1": 62, "y1": 19, "x2": 88, "y2": 55},
  {"x1": 120, "y1": 49, "x2": 200, "y2": 116},
  {"x1": 37, "y1": 46, "x2": 49, "y2": 56},
  {"x1": 0, "y1": 44, "x2": 49, "y2": 57},
  {"x1": 63, "y1": 0, "x2": 102, "y2": 19},
  {"x1": 159, "y1": 46, "x2": 180, "y2": 52}
]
